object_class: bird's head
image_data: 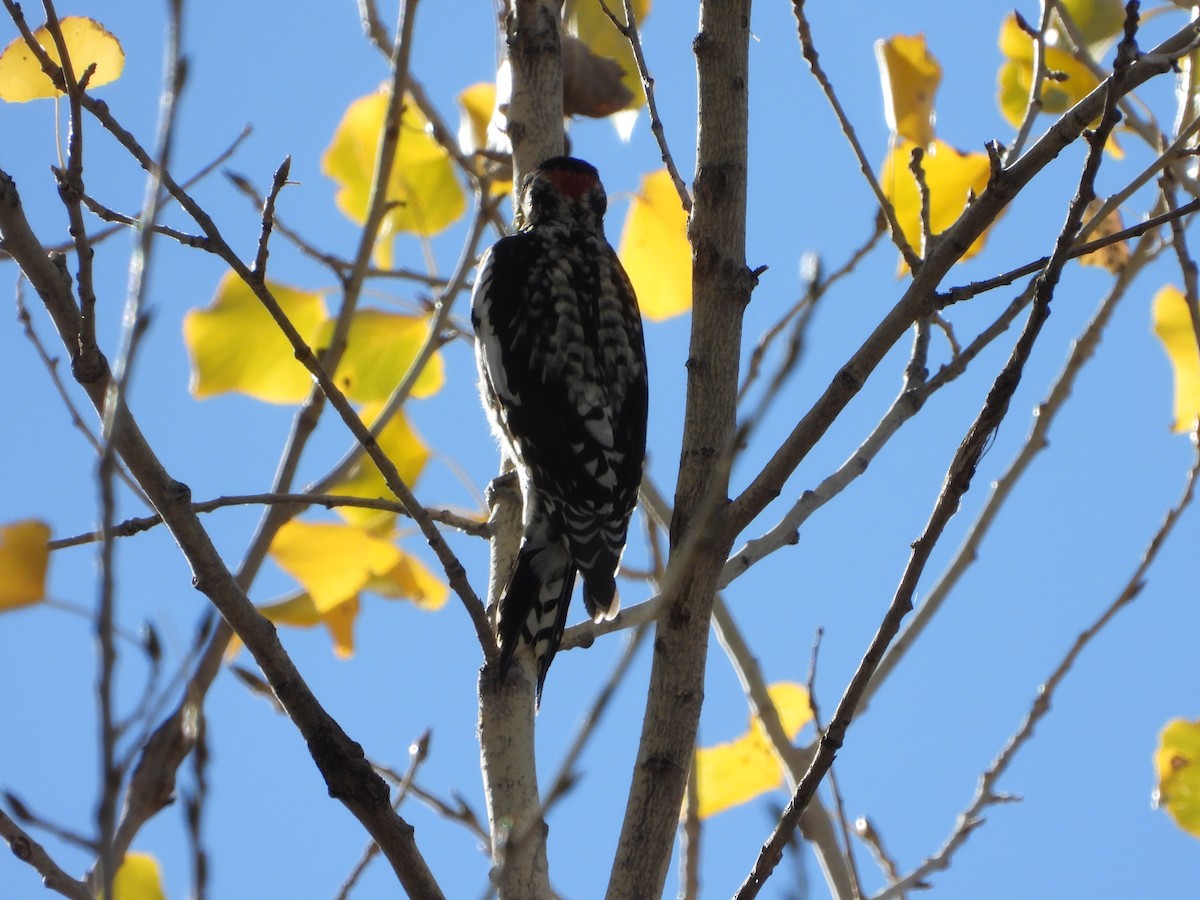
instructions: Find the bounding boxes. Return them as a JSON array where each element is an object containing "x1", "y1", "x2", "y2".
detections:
[{"x1": 519, "y1": 156, "x2": 608, "y2": 233}]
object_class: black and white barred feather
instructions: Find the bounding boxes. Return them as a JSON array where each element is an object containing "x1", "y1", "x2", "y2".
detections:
[{"x1": 471, "y1": 157, "x2": 648, "y2": 703}]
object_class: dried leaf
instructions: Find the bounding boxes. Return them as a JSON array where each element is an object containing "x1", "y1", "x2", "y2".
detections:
[
  {"x1": 562, "y1": 33, "x2": 634, "y2": 119},
  {"x1": 1078, "y1": 198, "x2": 1129, "y2": 273},
  {"x1": 0, "y1": 519, "x2": 51, "y2": 611},
  {"x1": 563, "y1": 0, "x2": 650, "y2": 115}
]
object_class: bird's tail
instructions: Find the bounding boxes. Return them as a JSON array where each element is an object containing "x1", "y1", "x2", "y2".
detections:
[
  {"x1": 569, "y1": 517, "x2": 627, "y2": 624},
  {"x1": 497, "y1": 535, "x2": 578, "y2": 704}
]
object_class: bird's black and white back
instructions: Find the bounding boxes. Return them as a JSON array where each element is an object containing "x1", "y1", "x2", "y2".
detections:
[{"x1": 471, "y1": 156, "x2": 648, "y2": 702}]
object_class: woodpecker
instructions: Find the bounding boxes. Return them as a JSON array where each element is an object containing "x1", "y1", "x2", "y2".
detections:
[{"x1": 471, "y1": 156, "x2": 649, "y2": 703}]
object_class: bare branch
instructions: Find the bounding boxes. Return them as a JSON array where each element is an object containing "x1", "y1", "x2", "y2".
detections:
[
  {"x1": 865, "y1": 224, "x2": 1165, "y2": 711},
  {"x1": 791, "y1": 0, "x2": 920, "y2": 269},
  {"x1": 737, "y1": 24, "x2": 1136, "y2": 893},
  {"x1": 0, "y1": 807, "x2": 91, "y2": 900},
  {"x1": 48, "y1": 492, "x2": 489, "y2": 550},
  {"x1": 598, "y1": 0, "x2": 692, "y2": 211},
  {"x1": 1006, "y1": 3, "x2": 1054, "y2": 160},
  {"x1": 872, "y1": 432, "x2": 1200, "y2": 900},
  {"x1": 337, "y1": 732, "x2": 432, "y2": 900},
  {"x1": 608, "y1": 2, "x2": 753, "y2": 894},
  {"x1": 1, "y1": 159, "x2": 446, "y2": 900},
  {"x1": 730, "y1": 13, "x2": 1200, "y2": 535}
]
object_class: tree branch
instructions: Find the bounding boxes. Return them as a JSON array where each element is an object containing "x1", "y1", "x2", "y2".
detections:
[
  {"x1": 735, "y1": 17, "x2": 1137, "y2": 892},
  {"x1": 872, "y1": 431, "x2": 1200, "y2": 900},
  {"x1": 0, "y1": 807, "x2": 91, "y2": 900},
  {"x1": 607, "y1": 1, "x2": 754, "y2": 895},
  {"x1": 728, "y1": 12, "x2": 1200, "y2": 535},
  {"x1": 0, "y1": 167, "x2": 446, "y2": 900}
]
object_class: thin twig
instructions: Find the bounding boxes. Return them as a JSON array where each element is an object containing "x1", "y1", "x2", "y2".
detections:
[
  {"x1": 865, "y1": 222, "x2": 1164, "y2": 712},
  {"x1": 944, "y1": 195, "x2": 1200, "y2": 306},
  {"x1": 638, "y1": 477, "x2": 857, "y2": 900},
  {"x1": 77, "y1": 192, "x2": 210, "y2": 248},
  {"x1": 357, "y1": 0, "x2": 393, "y2": 57},
  {"x1": 679, "y1": 752, "x2": 701, "y2": 900},
  {"x1": 739, "y1": 218, "x2": 884, "y2": 404},
  {"x1": 1078, "y1": 113, "x2": 1200, "y2": 244},
  {"x1": 721, "y1": 273, "x2": 1031, "y2": 593},
  {"x1": 736, "y1": 22, "x2": 1136, "y2": 893},
  {"x1": 14, "y1": 283, "x2": 149, "y2": 502},
  {"x1": 1007, "y1": 3, "x2": 1055, "y2": 161},
  {"x1": 598, "y1": 0, "x2": 692, "y2": 211},
  {"x1": 310, "y1": 195, "x2": 498, "y2": 493},
  {"x1": 337, "y1": 732, "x2": 432, "y2": 900},
  {"x1": 855, "y1": 818, "x2": 904, "y2": 889},
  {"x1": 805, "y1": 631, "x2": 862, "y2": 900},
  {"x1": 223, "y1": 171, "x2": 451, "y2": 281},
  {"x1": 0, "y1": 807, "x2": 92, "y2": 900},
  {"x1": 94, "y1": 2, "x2": 188, "y2": 888},
  {"x1": 540, "y1": 626, "x2": 649, "y2": 814},
  {"x1": 872, "y1": 431, "x2": 1200, "y2": 900},
  {"x1": 48, "y1": 492, "x2": 488, "y2": 550},
  {"x1": 27, "y1": 0, "x2": 102, "y2": 379},
  {"x1": 729, "y1": 13, "x2": 1200, "y2": 535},
  {"x1": 790, "y1": 0, "x2": 920, "y2": 269},
  {"x1": 252, "y1": 157, "x2": 290, "y2": 278},
  {"x1": 0, "y1": 126, "x2": 251, "y2": 262},
  {"x1": 183, "y1": 707, "x2": 210, "y2": 900}
]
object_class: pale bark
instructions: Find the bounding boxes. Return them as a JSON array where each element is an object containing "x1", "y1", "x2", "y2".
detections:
[
  {"x1": 607, "y1": 1, "x2": 754, "y2": 896},
  {"x1": 476, "y1": 2, "x2": 565, "y2": 897}
]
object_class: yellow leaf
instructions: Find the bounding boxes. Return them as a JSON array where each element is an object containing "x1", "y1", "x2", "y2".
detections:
[
  {"x1": 110, "y1": 852, "x2": 166, "y2": 900},
  {"x1": 260, "y1": 592, "x2": 360, "y2": 659},
  {"x1": 1060, "y1": 0, "x2": 1126, "y2": 46},
  {"x1": 184, "y1": 273, "x2": 328, "y2": 403},
  {"x1": 880, "y1": 139, "x2": 992, "y2": 264},
  {"x1": 322, "y1": 89, "x2": 466, "y2": 267},
  {"x1": 456, "y1": 83, "x2": 511, "y2": 197},
  {"x1": 458, "y1": 82, "x2": 494, "y2": 156},
  {"x1": 694, "y1": 683, "x2": 813, "y2": 819},
  {"x1": 997, "y1": 13, "x2": 1102, "y2": 128},
  {"x1": 330, "y1": 405, "x2": 431, "y2": 529},
  {"x1": 1078, "y1": 198, "x2": 1128, "y2": 274},
  {"x1": 1152, "y1": 285, "x2": 1200, "y2": 433},
  {"x1": 564, "y1": 0, "x2": 650, "y2": 113},
  {"x1": 365, "y1": 549, "x2": 448, "y2": 610},
  {"x1": 319, "y1": 309, "x2": 444, "y2": 404},
  {"x1": 1155, "y1": 718, "x2": 1200, "y2": 838},
  {"x1": 0, "y1": 17, "x2": 124, "y2": 102},
  {"x1": 269, "y1": 521, "x2": 401, "y2": 613},
  {"x1": 0, "y1": 519, "x2": 51, "y2": 611},
  {"x1": 876, "y1": 35, "x2": 942, "y2": 149},
  {"x1": 618, "y1": 169, "x2": 691, "y2": 321}
]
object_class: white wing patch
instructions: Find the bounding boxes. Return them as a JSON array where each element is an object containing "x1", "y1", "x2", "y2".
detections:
[{"x1": 473, "y1": 247, "x2": 520, "y2": 407}]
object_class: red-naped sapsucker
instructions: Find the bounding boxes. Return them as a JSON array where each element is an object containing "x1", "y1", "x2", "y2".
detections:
[{"x1": 471, "y1": 156, "x2": 649, "y2": 702}]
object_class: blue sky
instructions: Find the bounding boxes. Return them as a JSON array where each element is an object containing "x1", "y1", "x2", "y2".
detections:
[{"x1": 2, "y1": 1, "x2": 1199, "y2": 898}]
